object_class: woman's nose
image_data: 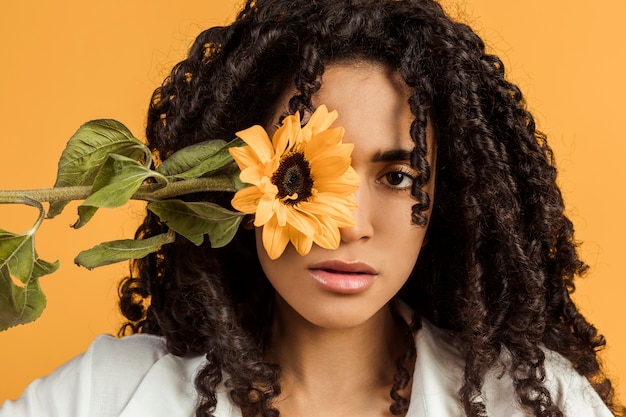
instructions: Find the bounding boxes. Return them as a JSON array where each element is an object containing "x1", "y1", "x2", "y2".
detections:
[{"x1": 339, "y1": 186, "x2": 374, "y2": 243}]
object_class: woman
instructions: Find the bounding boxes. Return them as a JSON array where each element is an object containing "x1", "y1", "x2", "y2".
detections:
[{"x1": 1, "y1": 0, "x2": 622, "y2": 416}]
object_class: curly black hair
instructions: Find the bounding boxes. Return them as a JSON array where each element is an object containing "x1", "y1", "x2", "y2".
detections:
[{"x1": 118, "y1": 0, "x2": 624, "y2": 416}]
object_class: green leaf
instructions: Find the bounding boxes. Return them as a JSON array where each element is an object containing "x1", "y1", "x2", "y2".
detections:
[
  {"x1": 0, "y1": 267, "x2": 46, "y2": 331},
  {"x1": 48, "y1": 120, "x2": 150, "y2": 218},
  {"x1": 0, "y1": 199, "x2": 49, "y2": 284},
  {"x1": 156, "y1": 140, "x2": 226, "y2": 176},
  {"x1": 156, "y1": 138, "x2": 244, "y2": 180},
  {"x1": 0, "y1": 230, "x2": 35, "y2": 284},
  {"x1": 148, "y1": 199, "x2": 243, "y2": 247},
  {"x1": 32, "y1": 257, "x2": 61, "y2": 279},
  {"x1": 75, "y1": 232, "x2": 174, "y2": 269},
  {"x1": 74, "y1": 154, "x2": 163, "y2": 228},
  {"x1": 0, "y1": 199, "x2": 60, "y2": 331}
]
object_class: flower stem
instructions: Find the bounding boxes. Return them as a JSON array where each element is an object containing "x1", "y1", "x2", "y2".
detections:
[{"x1": 0, "y1": 176, "x2": 237, "y2": 205}]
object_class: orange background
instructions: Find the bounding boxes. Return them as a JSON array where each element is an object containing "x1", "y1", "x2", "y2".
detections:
[{"x1": 1, "y1": 0, "x2": 624, "y2": 404}]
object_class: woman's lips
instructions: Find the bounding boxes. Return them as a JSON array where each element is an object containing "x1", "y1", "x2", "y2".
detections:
[{"x1": 308, "y1": 260, "x2": 378, "y2": 294}]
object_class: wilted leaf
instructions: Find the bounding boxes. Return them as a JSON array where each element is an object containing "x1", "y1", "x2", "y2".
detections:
[
  {"x1": 148, "y1": 199, "x2": 243, "y2": 247},
  {"x1": 74, "y1": 154, "x2": 163, "y2": 228},
  {"x1": 156, "y1": 138, "x2": 244, "y2": 180},
  {"x1": 75, "y1": 232, "x2": 174, "y2": 269},
  {"x1": 48, "y1": 120, "x2": 150, "y2": 218}
]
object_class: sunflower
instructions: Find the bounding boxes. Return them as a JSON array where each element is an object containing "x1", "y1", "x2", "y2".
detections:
[{"x1": 229, "y1": 105, "x2": 359, "y2": 260}]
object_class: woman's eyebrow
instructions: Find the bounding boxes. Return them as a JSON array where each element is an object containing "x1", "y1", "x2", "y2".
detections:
[{"x1": 371, "y1": 148, "x2": 412, "y2": 163}]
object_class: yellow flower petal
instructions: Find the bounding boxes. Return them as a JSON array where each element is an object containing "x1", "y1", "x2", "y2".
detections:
[
  {"x1": 298, "y1": 195, "x2": 357, "y2": 226},
  {"x1": 273, "y1": 199, "x2": 288, "y2": 227},
  {"x1": 288, "y1": 224, "x2": 314, "y2": 256},
  {"x1": 302, "y1": 105, "x2": 338, "y2": 140},
  {"x1": 309, "y1": 155, "x2": 353, "y2": 180},
  {"x1": 311, "y1": 166, "x2": 359, "y2": 197},
  {"x1": 263, "y1": 216, "x2": 290, "y2": 260},
  {"x1": 312, "y1": 216, "x2": 341, "y2": 250},
  {"x1": 236, "y1": 125, "x2": 274, "y2": 163},
  {"x1": 307, "y1": 142, "x2": 353, "y2": 166},
  {"x1": 229, "y1": 146, "x2": 262, "y2": 171},
  {"x1": 258, "y1": 176, "x2": 279, "y2": 196},
  {"x1": 304, "y1": 127, "x2": 345, "y2": 159},
  {"x1": 254, "y1": 192, "x2": 278, "y2": 227},
  {"x1": 313, "y1": 176, "x2": 359, "y2": 194},
  {"x1": 272, "y1": 112, "x2": 302, "y2": 154},
  {"x1": 231, "y1": 186, "x2": 263, "y2": 214},
  {"x1": 264, "y1": 155, "x2": 281, "y2": 178},
  {"x1": 285, "y1": 207, "x2": 316, "y2": 236},
  {"x1": 239, "y1": 165, "x2": 265, "y2": 185}
]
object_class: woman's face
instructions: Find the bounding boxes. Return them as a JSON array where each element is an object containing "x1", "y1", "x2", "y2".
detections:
[{"x1": 256, "y1": 61, "x2": 435, "y2": 329}]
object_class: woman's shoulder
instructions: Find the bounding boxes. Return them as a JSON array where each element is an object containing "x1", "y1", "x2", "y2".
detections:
[
  {"x1": 81, "y1": 333, "x2": 178, "y2": 396},
  {"x1": 85, "y1": 333, "x2": 213, "y2": 416},
  {"x1": 88, "y1": 332, "x2": 170, "y2": 368},
  {"x1": 483, "y1": 345, "x2": 614, "y2": 416},
  {"x1": 411, "y1": 319, "x2": 614, "y2": 416},
  {"x1": 541, "y1": 349, "x2": 615, "y2": 416},
  {"x1": 88, "y1": 333, "x2": 241, "y2": 416},
  {"x1": 0, "y1": 333, "x2": 223, "y2": 417}
]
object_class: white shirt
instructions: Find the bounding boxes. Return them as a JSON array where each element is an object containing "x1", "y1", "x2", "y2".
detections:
[{"x1": 0, "y1": 319, "x2": 614, "y2": 417}]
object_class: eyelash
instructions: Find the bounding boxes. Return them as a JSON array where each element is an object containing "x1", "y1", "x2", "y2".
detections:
[{"x1": 376, "y1": 166, "x2": 417, "y2": 191}]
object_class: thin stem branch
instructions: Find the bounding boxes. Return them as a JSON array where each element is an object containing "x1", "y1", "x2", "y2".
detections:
[{"x1": 0, "y1": 176, "x2": 237, "y2": 205}]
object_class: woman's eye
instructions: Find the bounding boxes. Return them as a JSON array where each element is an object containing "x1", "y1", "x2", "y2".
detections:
[{"x1": 378, "y1": 169, "x2": 415, "y2": 190}]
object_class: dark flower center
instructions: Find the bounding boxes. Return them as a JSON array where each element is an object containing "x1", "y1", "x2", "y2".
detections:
[{"x1": 272, "y1": 151, "x2": 314, "y2": 204}]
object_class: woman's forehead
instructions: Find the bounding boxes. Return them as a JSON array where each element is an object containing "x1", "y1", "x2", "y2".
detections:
[{"x1": 314, "y1": 64, "x2": 415, "y2": 145}]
